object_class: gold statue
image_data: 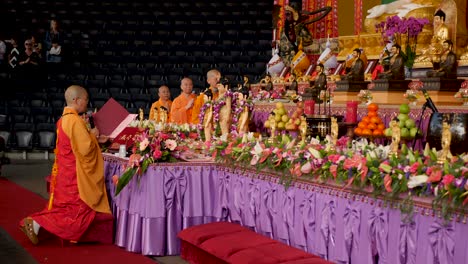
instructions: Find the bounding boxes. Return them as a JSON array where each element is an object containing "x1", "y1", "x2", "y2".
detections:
[
  {"x1": 389, "y1": 120, "x2": 400, "y2": 157},
  {"x1": 269, "y1": 113, "x2": 277, "y2": 143},
  {"x1": 237, "y1": 94, "x2": 250, "y2": 134},
  {"x1": 330, "y1": 117, "x2": 338, "y2": 149},
  {"x1": 414, "y1": 9, "x2": 449, "y2": 65},
  {"x1": 203, "y1": 104, "x2": 213, "y2": 142},
  {"x1": 438, "y1": 121, "x2": 452, "y2": 164},
  {"x1": 217, "y1": 82, "x2": 232, "y2": 137},
  {"x1": 138, "y1": 108, "x2": 144, "y2": 127},
  {"x1": 299, "y1": 116, "x2": 307, "y2": 144},
  {"x1": 159, "y1": 108, "x2": 168, "y2": 125}
]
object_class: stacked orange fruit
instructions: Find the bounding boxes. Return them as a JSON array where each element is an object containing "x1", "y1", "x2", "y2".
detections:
[{"x1": 354, "y1": 103, "x2": 386, "y2": 137}]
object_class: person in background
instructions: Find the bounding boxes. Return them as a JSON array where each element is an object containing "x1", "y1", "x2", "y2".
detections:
[
  {"x1": 46, "y1": 37, "x2": 63, "y2": 63},
  {"x1": 170, "y1": 78, "x2": 197, "y2": 124},
  {"x1": 426, "y1": 40, "x2": 457, "y2": 79},
  {"x1": 45, "y1": 19, "x2": 62, "y2": 51},
  {"x1": 20, "y1": 85, "x2": 112, "y2": 245},
  {"x1": 18, "y1": 39, "x2": 40, "y2": 80},
  {"x1": 149, "y1": 85, "x2": 172, "y2": 123},
  {"x1": 191, "y1": 69, "x2": 221, "y2": 124}
]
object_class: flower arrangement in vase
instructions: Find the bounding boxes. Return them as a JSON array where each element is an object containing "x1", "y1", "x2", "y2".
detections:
[
  {"x1": 375, "y1": 15, "x2": 430, "y2": 69},
  {"x1": 357, "y1": 89, "x2": 373, "y2": 105},
  {"x1": 403, "y1": 89, "x2": 419, "y2": 106}
]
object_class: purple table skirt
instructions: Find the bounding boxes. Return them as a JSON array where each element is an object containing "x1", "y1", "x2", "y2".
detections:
[{"x1": 104, "y1": 156, "x2": 468, "y2": 263}]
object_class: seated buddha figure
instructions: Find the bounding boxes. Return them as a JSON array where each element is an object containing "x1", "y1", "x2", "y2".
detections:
[
  {"x1": 414, "y1": 9, "x2": 449, "y2": 64},
  {"x1": 459, "y1": 44, "x2": 468, "y2": 62}
]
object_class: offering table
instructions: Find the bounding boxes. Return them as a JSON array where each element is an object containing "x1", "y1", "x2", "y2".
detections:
[{"x1": 104, "y1": 154, "x2": 468, "y2": 263}]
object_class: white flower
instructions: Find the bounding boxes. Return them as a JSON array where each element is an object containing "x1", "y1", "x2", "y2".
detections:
[
  {"x1": 407, "y1": 175, "x2": 429, "y2": 189},
  {"x1": 139, "y1": 138, "x2": 150, "y2": 151},
  {"x1": 164, "y1": 139, "x2": 177, "y2": 151}
]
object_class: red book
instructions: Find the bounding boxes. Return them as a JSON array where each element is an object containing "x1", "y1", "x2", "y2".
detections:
[
  {"x1": 109, "y1": 127, "x2": 141, "y2": 150},
  {"x1": 93, "y1": 98, "x2": 137, "y2": 138}
]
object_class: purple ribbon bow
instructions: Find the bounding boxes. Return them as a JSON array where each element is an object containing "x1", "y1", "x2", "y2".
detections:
[
  {"x1": 428, "y1": 220, "x2": 455, "y2": 264},
  {"x1": 163, "y1": 169, "x2": 187, "y2": 213},
  {"x1": 368, "y1": 207, "x2": 388, "y2": 263}
]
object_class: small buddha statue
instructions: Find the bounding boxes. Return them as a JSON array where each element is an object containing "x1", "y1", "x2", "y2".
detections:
[
  {"x1": 217, "y1": 80, "x2": 232, "y2": 137},
  {"x1": 237, "y1": 94, "x2": 250, "y2": 134},
  {"x1": 438, "y1": 121, "x2": 451, "y2": 164},
  {"x1": 389, "y1": 120, "x2": 400, "y2": 157},
  {"x1": 203, "y1": 103, "x2": 213, "y2": 142}
]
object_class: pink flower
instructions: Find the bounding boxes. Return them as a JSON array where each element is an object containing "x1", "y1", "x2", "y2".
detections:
[
  {"x1": 441, "y1": 174, "x2": 455, "y2": 187},
  {"x1": 384, "y1": 174, "x2": 392, "y2": 193},
  {"x1": 301, "y1": 162, "x2": 312, "y2": 174},
  {"x1": 344, "y1": 155, "x2": 362, "y2": 169},
  {"x1": 224, "y1": 142, "x2": 234, "y2": 155},
  {"x1": 153, "y1": 149, "x2": 162, "y2": 159},
  {"x1": 328, "y1": 154, "x2": 343, "y2": 163},
  {"x1": 330, "y1": 164, "x2": 338, "y2": 178},
  {"x1": 128, "y1": 154, "x2": 142, "y2": 167},
  {"x1": 290, "y1": 163, "x2": 302, "y2": 177},
  {"x1": 427, "y1": 167, "x2": 442, "y2": 183},
  {"x1": 112, "y1": 175, "x2": 119, "y2": 185},
  {"x1": 164, "y1": 139, "x2": 177, "y2": 151},
  {"x1": 409, "y1": 162, "x2": 420, "y2": 174},
  {"x1": 189, "y1": 132, "x2": 198, "y2": 139},
  {"x1": 160, "y1": 133, "x2": 170, "y2": 140}
]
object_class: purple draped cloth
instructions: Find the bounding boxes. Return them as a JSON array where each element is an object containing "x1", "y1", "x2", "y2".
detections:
[{"x1": 104, "y1": 155, "x2": 468, "y2": 263}]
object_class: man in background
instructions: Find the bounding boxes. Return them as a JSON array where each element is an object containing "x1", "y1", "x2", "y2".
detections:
[
  {"x1": 170, "y1": 78, "x2": 197, "y2": 124},
  {"x1": 149, "y1": 85, "x2": 172, "y2": 123}
]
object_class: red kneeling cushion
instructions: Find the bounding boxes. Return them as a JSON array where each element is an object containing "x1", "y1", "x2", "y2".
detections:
[
  {"x1": 200, "y1": 230, "x2": 276, "y2": 260},
  {"x1": 178, "y1": 221, "x2": 246, "y2": 246}
]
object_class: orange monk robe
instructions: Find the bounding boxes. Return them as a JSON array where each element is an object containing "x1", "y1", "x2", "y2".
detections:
[
  {"x1": 29, "y1": 107, "x2": 111, "y2": 241},
  {"x1": 190, "y1": 87, "x2": 219, "y2": 124},
  {"x1": 149, "y1": 99, "x2": 172, "y2": 122},
  {"x1": 170, "y1": 93, "x2": 197, "y2": 124}
]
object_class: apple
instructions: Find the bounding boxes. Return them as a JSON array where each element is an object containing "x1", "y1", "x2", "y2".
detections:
[
  {"x1": 275, "y1": 114, "x2": 282, "y2": 122},
  {"x1": 397, "y1": 113, "x2": 409, "y2": 122},
  {"x1": 277, "y1": 121, "x2": 285, "y2": 130},
  {"x1": 276, "y1": 102, "x2": 284, "y2": 109},
  {"x1": 399, "y1": 104, "x2": 410, "y2": 114},
  {"x1": 384, "y1": 128, "x2": 392, "y2": 137},
  {"x1": 294, "y1": 119, "x2": 301, "y2": 125},
  {"x1": 405, "y1": 119, "x2": 416, "y2": 129},
  {"x1": 410, "y1": 127, "x2": 418, "y2": 138},
  {"x1": 399, "y1": 120, "x2": 406, "y2": 128},
  {"x1": 401, "y1": 127, "x2": 409, "y2": 138},
  {"x1": 277, "y1": 108, "x2": 286, "y2": 116},
  {"x1": 264, "y1": 120, "x2": 270, "y2": 128},
  {"x1": 281, "y1": 115, "x2": 289, "y2": 122}
]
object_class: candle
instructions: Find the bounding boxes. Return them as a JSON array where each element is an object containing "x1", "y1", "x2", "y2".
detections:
[
  {"x1": 346, "y1": 101, "x2": 358, "y2": 123},
  {"x1": 304, "y1": 100, "x2": 315, "y2": 116}
]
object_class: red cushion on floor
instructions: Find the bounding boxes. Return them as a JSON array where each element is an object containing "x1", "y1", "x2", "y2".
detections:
[
  {"x1": 200, "y1": 230, "x2": 276, "y2": 260},
  {"x1": 227, "y1": 247, "x2": 279, "y2": 264},
  {"x1": 178, "y1": 221, "x2": 246, "y2": 246},
  {"x1": 247, "y1": 242, "x2": 319, "y2": 263},
  {"x1": 279, "y1": 257, "x2": 334, "y2": 264}
]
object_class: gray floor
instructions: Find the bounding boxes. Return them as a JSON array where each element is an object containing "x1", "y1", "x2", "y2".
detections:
[{"x1": 1, "y1": 153, "x2": 187, "y2": 264}]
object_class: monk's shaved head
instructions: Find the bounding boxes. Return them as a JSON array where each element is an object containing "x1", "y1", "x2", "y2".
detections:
[{"x1": 65, "y1": 85, "x2": 87, "y2": 105}]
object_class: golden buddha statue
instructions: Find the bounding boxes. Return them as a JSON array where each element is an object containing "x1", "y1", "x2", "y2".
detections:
[
  {"x1": 389, "y1": 120, "x2": 400, "y2": 157},
  {"x1": 217, "y1": 82, "x2": 232, "y2": 138},
  {"x1": 414, "y1": 9, "x2": 449, "y2": 66},
  {"x1": 438, "y1": 121, "x2": 452, "y2": 164},
  {"x1": 459, "y1": 44, "x2": 468, "y2": 65}
]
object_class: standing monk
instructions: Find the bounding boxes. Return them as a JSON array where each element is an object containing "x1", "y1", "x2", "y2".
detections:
[
  {"x1": 170, "y1": 78, "x2": 197, "y2": 124},
  {"x1": 149, "y1": 85, "x2": 172, "y2": 122},
  {"x1": 191, "y1": 69, "x2": 221, "y2": 124},
  {"x1": 20, "y1": 85, "x2": 112, "y2": 245}
]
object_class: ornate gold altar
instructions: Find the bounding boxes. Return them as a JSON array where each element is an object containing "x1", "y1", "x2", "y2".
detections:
[{"x1": 337, "y1": 0, "x2": 468, "y2": 61}]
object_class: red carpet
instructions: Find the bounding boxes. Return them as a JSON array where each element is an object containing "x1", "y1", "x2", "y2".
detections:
[{"x1": 0, "y1": 177, "x2": 156, "y2": 264}]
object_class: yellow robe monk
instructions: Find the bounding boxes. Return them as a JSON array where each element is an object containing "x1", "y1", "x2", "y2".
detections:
[
  {"x1": 170, "y1": 93, "x2": 197, "y2": 124},
  {"x1": 27, "y1": 107, "x2": 112, "y2": 242},
  {"x1": 191, "y1": 87, "x2": 219, "y2": 124},
  {"x1": 149, "y1": 99, "x2": 172, "y2": 122}
]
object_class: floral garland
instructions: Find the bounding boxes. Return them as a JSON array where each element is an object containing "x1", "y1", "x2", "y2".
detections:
[
  {"x1": 197, "y1": 90, "x2": 236, "y2": 133},
  {"x1": 207, "y1": 134, "x2": 468, "y2": 219}
]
